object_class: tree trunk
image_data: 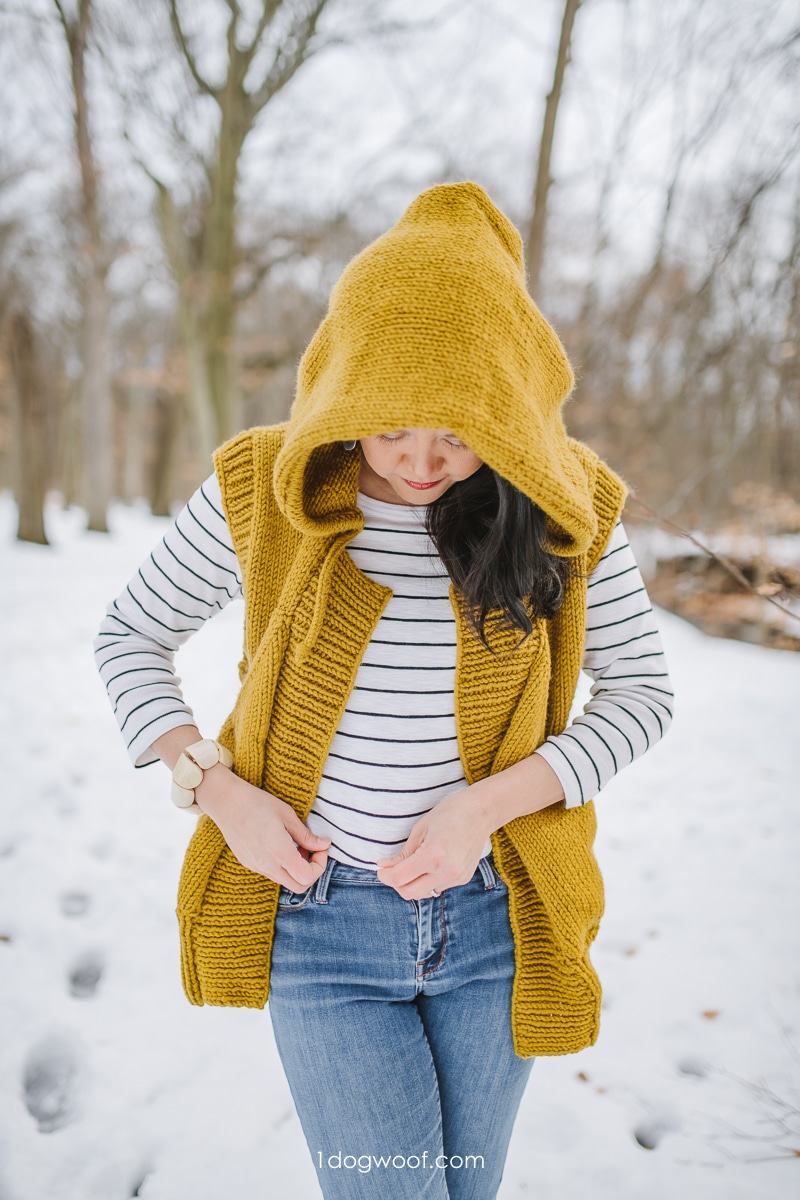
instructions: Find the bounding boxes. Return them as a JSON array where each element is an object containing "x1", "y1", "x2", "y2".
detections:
[
  {"x1": 525, "y1": 0, "x2": 582, "y2": 299},
  {"x1": 54, "y1": 0, "x2": 114, "y2": 531},
  {"x1": 83, "y1": 263, "x2": 113, "y2": 530},
  {"x1": 9, "y1": 313, "x2": 49, "y2": 545},
  {"x1": 59, "y1": 380, "x2": 82, "y2": 509},
  {"x1": 159, "y1": 0, "x2": 331, "y2": 465},
  {"x1": 203, "y1": 106, "x2": 245, "y2": 451},
  {"x1": 154, "y1": 181, "x2": 217, "y2": 466},
  {"x1": 150, "y1": 391, "x2": 183, "y2": 517},
  {"x1": 119, "y1": 385, "x2": 149, "y2": 503}
]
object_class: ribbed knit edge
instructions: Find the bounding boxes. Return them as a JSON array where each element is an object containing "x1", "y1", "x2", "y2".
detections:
[{"x1": 213, "y1": 429, "x2": 257, "y2": 582}]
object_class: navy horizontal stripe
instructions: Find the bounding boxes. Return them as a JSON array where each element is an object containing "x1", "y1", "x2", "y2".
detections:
[
  {"x1": 344, "y1": 709, "x2": 455, "y2": 719},
  {"x1": 327, "y1": 750, "x2": 462, "y2": 769},
  {"x1": 353, "y1": 686, "x2": 454, "y2": 695},
  {"x1": 322, "y1": 772, "x2": 465, "y2": 795},
  {"x1": 336, "y1": 731, "x2": 459, "y2": 744},
  {"x1": 315, "y1": 791, "x2": 435, "y2": 819},
  {"x1": 311, "y1": 811, "x2": 408, "y2": 847},
  {"x1": 360, "y1": 659, "x2": 453, "y2": 669},
  {"x1": 352, "y1": 546, "x2": 434, "y2": 558}
]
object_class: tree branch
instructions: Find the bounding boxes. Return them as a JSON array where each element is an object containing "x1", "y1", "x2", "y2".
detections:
[
  {"x1": 167, "y1": 0, "x2": 219, "y2": 99},
  {"x1": 525, "y1": 0, "x2": 582, "y2": 297},
  {"x1": 625, "y1": 495, "x2": 800, "y2": 624},
  {"x1": 242, "y1": 0, "x2": 283, "y2": 65},
  {"x1": 51, "y1": 0, "x2": 69, "y2": 37},
  {"x1": 249, "y1": 0, "x2": 327, "y2": 115}
]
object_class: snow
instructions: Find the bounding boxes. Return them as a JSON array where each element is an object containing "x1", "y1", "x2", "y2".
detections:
[{"x1": 1, "y1": 494, "x2": 798, "y2": 1200}]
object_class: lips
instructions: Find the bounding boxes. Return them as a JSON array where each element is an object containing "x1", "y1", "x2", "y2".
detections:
[{"x1": 402, "y1": 478, "x2": 444, "y2": 490}]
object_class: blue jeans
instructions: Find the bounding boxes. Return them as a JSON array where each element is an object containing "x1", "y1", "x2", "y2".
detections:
[{"x1": 268, "y1": 856, "x2": 534, "y2": 1200}]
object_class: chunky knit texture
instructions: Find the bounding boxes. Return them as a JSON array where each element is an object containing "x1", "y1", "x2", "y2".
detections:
[
  {"x1": 274, "y1": 181, "x2": 597, "y2": 557},
  {"x1": 175, "y1": 182, "x2": 628, "y2": 1056}
]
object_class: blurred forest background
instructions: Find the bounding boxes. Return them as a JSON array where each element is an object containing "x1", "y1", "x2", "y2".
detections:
[{"x1": 1, "y1": 0, "x2": 798, "y2": 645}]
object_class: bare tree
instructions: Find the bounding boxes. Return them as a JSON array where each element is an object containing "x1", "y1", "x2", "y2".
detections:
[
  {"x1": 138, "y1": 0, "x2": 334, "y2": 462},
  {"x1": 52, "y1": 0, "x2": 113, "y2": 532},
  {"x1": 8, "y1": 313, "x2": 49, "y2": 545},
  {"x1": 532, "y1": 0, "x2": 800, "y2": 532},
  {"x1": 525, "y1": 0, "x2": 582, "y2": 298}
]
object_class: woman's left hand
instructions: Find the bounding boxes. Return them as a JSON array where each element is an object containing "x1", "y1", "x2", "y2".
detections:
[
  {"x1": 375, "y1": 753, "x2": 565, "y2": 899},
  {"x1": 375, "y1": 788, "x2": 492, "y2": 900}
]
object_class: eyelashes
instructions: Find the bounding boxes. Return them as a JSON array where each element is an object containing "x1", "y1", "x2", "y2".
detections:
[{"x1": 377, "y1": 433, "x2": 467, "y2": 448}]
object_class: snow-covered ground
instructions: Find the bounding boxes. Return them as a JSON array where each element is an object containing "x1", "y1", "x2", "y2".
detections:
[{"x1": 1, "y1": 495, "x2": 798, "y2": 1200}]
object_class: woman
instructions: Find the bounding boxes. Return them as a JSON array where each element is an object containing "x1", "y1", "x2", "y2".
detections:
[{"x1": 96, "y1": 182, "x2": 673, "y2": 1199}]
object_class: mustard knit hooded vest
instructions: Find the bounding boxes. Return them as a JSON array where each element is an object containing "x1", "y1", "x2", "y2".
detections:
[{"x1": 175, "y1": 182, "x2": 627, "y2": 1057}]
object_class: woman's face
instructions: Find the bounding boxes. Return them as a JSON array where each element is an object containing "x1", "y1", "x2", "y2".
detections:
[{"x1": 358, "y1": 428, "x2": 484, "y2": 505}]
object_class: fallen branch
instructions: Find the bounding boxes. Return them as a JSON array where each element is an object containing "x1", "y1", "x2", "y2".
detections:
[{"x1": 625, "y1": 494, "x2": 800, "y2": 628}]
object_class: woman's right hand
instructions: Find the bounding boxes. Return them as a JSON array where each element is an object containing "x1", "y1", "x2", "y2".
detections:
[
  {"x1": 196, "y1": 763, "x2": 331, "y2": 892},
  {"x1": 150, "y1": 724, "x2": 330, "y2": 892}
]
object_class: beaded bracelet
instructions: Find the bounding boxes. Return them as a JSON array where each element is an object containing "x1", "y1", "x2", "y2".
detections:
[{"x1": 171, "y1": 739, "x2": 234, "y2": 813}]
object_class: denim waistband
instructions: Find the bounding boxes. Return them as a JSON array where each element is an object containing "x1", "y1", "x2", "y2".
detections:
[{"x1": 311, "y1": 853, "x2": 500, "y2": 905}]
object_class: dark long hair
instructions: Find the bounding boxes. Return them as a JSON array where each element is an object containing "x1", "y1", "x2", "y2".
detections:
[{"x1": 426, "y1": 464, "x2": 574, "y2": 648}]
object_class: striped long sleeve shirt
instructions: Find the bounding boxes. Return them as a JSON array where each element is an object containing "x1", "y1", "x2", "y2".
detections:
[{"x1": 94, "y1": 475, "x2": 674, "y2": 865}]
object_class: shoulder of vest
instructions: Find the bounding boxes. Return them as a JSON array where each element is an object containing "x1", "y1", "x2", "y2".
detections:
[
  {"x1": 213, "y1": 424, "x2": 288, "y2": 570},
  {"x1": 567, "y1": 438, "x2": 628, "y2": 573}
]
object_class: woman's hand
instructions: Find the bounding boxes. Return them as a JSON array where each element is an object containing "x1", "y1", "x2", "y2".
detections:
[
  {"x1": 375, "y1": 789, "x2": 491, "y2": 901},
  {"x1": 150, "y1": 725, "x2": 330, "y2": 892},
  {"x1": 375, "y1": 753, "x2": 566, "y2": 900},
  {"x1": 196, "y1": 764, "x2": 331, "y2": 892}
]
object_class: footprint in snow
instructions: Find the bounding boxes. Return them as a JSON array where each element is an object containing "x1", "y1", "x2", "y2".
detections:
[
  {"x1": 677, "y1": 1055, "x2": 708, "y2": 1078},
  {"x1": 22, "y1": 1034, "x2": 80, "y2": 1132},
  {"x1": 68, "y1": 949, "x2": 104, "y2": 998},
  {"x1": 129, "y1": 1169, "x2": 151, "y2": 1197},
  {"x1": 633, "y1": 1117, "x2": 676, "y2": 1150},
  {"x1": 60, "y1": 891, "x2": 91, "y2": 917}
]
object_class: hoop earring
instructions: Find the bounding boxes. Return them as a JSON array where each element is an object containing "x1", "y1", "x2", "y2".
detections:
[{"x1": 342, "y1": 440, "x2": 358, "y2": 451}]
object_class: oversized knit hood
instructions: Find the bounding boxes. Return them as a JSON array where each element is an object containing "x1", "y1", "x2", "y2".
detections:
[{"x1": 273, "y1": 181, "x2": 598, "y2": 555}]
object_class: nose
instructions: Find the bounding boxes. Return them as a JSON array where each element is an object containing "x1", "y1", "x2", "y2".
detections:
[{"x1": 404, "y1": 440, "x2": 443, "y2": 479}]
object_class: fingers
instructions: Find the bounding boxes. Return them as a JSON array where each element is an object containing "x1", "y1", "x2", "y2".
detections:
[
  {"x1": 239, "y1": 821, "x2": 329, "y2": 892},
  {"x1": 376, "y1": 843, "x2": 476, "y2": 900},
  {"x1": 377, "y1": 843, "x2": 439, "y2": 890},
  {"x1": 285, "y1": 811, "x2": 330, "y2": 853},
  {"x1": 375, "y1": 819, "x2": 426, "y2": 871},
  {"x1": 279, "y1": 844, "x2": 330, "y2": 890},
  {"x1": 376, "y1": 859, "x2": 440, "y2": 900},
  {"x1": 275, "y1": 811, "x2": 330, "y2": 890},
  {"x1": 272, "y1": 857, "x2": 325, "y2": 893},
  {"x1": 275, "y1": 840, "x2": 329, "y2": 891}
]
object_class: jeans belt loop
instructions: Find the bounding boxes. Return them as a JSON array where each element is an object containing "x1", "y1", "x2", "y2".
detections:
[
  {"x1": 478, "y1": 855, "x2": 498, "y2": 890},
  {"x1": 314, "y1": 855, "x2": 337, "y2": 904}
]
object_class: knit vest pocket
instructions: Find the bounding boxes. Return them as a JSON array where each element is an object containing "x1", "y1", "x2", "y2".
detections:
[
  {"x1": 176, "y1": 816, "x2": 278, "y2": 1008},
  {"x1": 492, "y1": 806, "x2": 604, "y2": 1058}
]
